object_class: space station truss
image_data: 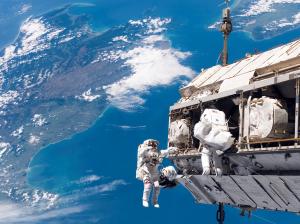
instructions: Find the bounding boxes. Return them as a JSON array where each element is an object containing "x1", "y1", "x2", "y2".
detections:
[{"x1": 179, "y1": 175, "x2": 300, "y2": 213}]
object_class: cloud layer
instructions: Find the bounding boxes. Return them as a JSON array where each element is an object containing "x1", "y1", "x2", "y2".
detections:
[
  {"x1": 238, "y1": 0, "x2": 300, "y2": 17},
  {"x1": 103, "y1": 18, "x2": 195, "y2": 111},
  {"x1": 0, "y1": 178, "x2": 126, "y2": 224},
  {"x1": 0, "y1": 202, "x2": 86, "y2": 224}
]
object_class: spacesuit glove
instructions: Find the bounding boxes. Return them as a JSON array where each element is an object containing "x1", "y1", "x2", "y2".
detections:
[
  {"x1": 160, "y1": 147, "x2": 177, "y2": 158},
  {"x1": 167, "y1": 147, "x2": 177, "y2": 153}
]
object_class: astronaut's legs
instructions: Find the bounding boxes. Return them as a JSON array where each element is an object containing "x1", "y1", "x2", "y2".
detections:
[
  {"x1": 142, "y1": 175, "x2": 160, "y2": 208},
  {"x1": 142, "y1": 176, "x2": 152, "y2": 207},
  {"x1": 152, "y1": 186, "x2": 160, "y2": 208},
  {"x1": 213, "y1": 153, "x2": 223, "y2": 176},
  {"x1": 201, "y1": 150, "x2": 211, "y2": 175},
  {"x1": 201, "y1": 147, "x2": 223, "y2": 176}
]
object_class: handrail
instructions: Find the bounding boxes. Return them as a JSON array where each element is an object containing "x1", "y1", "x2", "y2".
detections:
[{"x1": 238, "y1": 137, "x2": 300, "y2": 146}]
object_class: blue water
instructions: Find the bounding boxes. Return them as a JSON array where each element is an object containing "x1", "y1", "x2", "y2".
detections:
[
  {"x1": 2, "y1": 0, "x2": 300, "y2": 223},
  {"x1": 29, "y1": 87, "x2": 300, "y2": 224}
]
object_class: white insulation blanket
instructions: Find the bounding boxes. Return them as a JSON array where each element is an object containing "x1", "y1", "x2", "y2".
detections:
[
  {"x1": 248, "y1": 97, "x2": 288, "y2": 139},
  {"x1": 169, "y1": 119, "x2": 190, "y2": 145}
]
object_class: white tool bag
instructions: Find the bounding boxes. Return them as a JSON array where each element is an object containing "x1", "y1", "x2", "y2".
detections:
[
  {"x1": 194, "y1": 109, "x2": 234, "y2": 151},
  {"x1": 245, "y1": 97, "x2": 288, "y2": 139},
  {"x1": 168, "y1": 119, "x2": 190, "y2": 145}
]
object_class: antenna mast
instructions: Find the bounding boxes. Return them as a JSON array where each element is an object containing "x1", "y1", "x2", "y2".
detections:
[{"x1": 220, "y1": 0, "x2": 232, "y2": 66}]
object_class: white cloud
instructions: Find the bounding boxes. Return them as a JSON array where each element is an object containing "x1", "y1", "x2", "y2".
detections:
[
  {"x1": 102, "y1": 18, "x2": 195, "y2": 110},
  {"x1": 28, "y1": 135, "x2": 40, "y2": 145},
  {"x1": 75, "y1": 175, "x2": 102, "y2": 184},
  {"x1": 75, "y1": 89, "x2": 101, "y2": 102},
  {"x1": 11, "y1": 126, "x2": 24, "y2": 138},
  {"x1": 17, "y1": 4, "x2": 32, "y2": 15},
  {"x1": 29, "y1": 190, "x2": 58, "y2": 208},
  {"x1": 32, "y1": 114, "x2": 47, "y2": 127},
  {"x1": 104, "y1": 30, "x2": 195, "y2": 111},
  {"x1": 104, "y1": 45, "x2": 194, "y2": 110},
  {"x1": 113, "y1": 125, "x2": 147, "y2": 130},
  {"x1": 0, "y1": 179, "x2": 125, "y2": 223},
  {"x1": 0, "y1": 201, "x2": 86, "y2": 224},
  {"x1": 0, "y1": 142, "x2": 11, "y2": 159},
  {"x1": 0, "y1": 17, "x2": 64, "y2": 67},
  {"x1": 0, "y1": 91, "x2": 19, "y2": 111},
  {"x1": 239, "y1": 0, "x2": 300, "y2": 17},
  {"x1": 294, "y1": 12, "x2": 300, "y2": 24},
  {"x1": 278, "y1": 12, "x2": 300, "y2": 27},
  {"x1": 142, "y1": 35, "x2": 164, "y2": 44},
  {"x1": 60, "y1": 179, "x2": 127, "y2": 204},
  {"x1": 145, "y1": 18, "x2": 171, "y2": 34},
  {"x1": 93, "y1": 180, "x2": 127, "y2": 193},
  {"x1": 58, "y1": 35, "x2": 75, "y2": 44},
  {"x1": 19, "y1": 18, "x2": 49, "y2": 54},
  {"x1": 262, "y1": 12, "x2": 300, "y2": 31},
  {"x1": 23, "y1": 71, "x2": 52, "y2": 89},
  {"x1": 75, "y1": 180, "x2": 127, "y2": 197},
  {"x1": 129, "y1": 20, "x2": 143, "y2": 26},
  {"x1": 112, "y1": 35, "x2": 129, "y2": 43}
]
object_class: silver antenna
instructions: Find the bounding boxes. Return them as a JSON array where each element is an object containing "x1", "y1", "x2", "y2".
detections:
[
  {"x1": 225, "y1": 0, "x2": 230, "y2": 7},
  {"x1": 220, "y1": 0, "x2": 232, "y2": 66},
  {"x1": 218, "y1": 0, "x2": 230, "y2": 7}
]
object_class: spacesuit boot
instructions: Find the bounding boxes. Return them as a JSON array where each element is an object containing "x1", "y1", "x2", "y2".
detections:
[
  {"x1": 143, "y1": 201, "x2": 149, "y2": 208},
  {"x1": 142, "y1": 176, "x2": 152, "y2": 208},
  {"x1": 201, "y1": 147, "x2": 211, "y2": 175}
]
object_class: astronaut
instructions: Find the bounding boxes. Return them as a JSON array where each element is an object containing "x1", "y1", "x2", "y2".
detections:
[
  {"x1": 194, "y1": 109, "x2": 234, "y2": 176},
  {"x1": 136, "y1": 139, "x2": 176, "y2": 208}
]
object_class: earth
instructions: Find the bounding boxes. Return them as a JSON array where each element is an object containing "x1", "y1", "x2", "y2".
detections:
[{"x1": 0, "y1": 0, "x2": 300, "y2": 223}]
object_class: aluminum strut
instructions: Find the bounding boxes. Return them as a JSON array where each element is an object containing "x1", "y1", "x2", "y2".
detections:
[
  {"x1": 295, "y1": 78, "x2": 300, "y2": 146},
  {"x1": 216, "y1": 203, "x2": 225, "y2": 224}
]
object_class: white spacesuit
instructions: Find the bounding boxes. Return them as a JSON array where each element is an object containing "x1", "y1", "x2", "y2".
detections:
[
  {"x1": 136, "y1": 139, "x2": 175, "y2": 208},
  {"x1": 200, "y1": 146, "x2": 224, "y2": 175},
  {"x1": 194, "y1": 109, "x2": 234, "y2": 176}
]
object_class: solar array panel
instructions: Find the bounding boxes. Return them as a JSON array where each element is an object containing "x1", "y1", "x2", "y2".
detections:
[{"x1": 185, "y1": 39, "x2": 300, "y2": 95}]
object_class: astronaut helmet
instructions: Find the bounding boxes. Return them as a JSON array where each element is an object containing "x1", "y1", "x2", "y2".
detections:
[
  {"x1": 161, "y1": 166, "x2": 177, "y2": 181},
  {"x1": 143, "y1": 139, "x2": 159, "y2": 148}
]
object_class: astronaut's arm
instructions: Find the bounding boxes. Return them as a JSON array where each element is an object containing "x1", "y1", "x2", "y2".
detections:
[{"x1": 160, "y1": 147, "x2": 178, "y2": 158}]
